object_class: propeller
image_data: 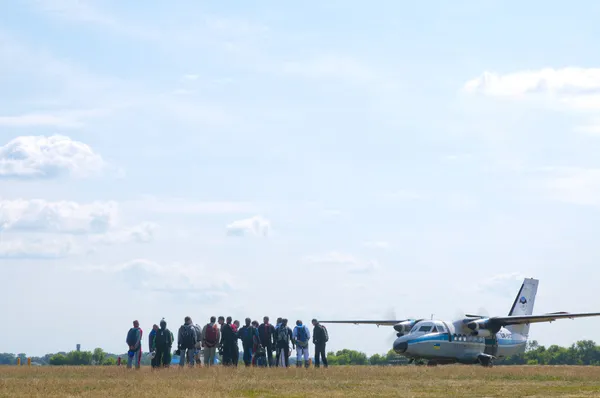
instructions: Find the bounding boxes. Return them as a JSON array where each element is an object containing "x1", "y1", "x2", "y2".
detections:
[
  {"x1": 454, "y1": 308, "x2": 467, "y2": 321},
  {"x1": 477, "y1": 307, "x2": 490, "y2": 318},
  {"x1": 382, "y1": 307, "x2": 418, "y2": 345},
  {"x1": 384, "y1": 307, "x2": 398, "y2": 345}
]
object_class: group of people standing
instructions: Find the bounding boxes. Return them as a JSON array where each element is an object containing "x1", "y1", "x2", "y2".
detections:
[{"x1": 125, "y1": 316, "x2": 330, "y2": 369}]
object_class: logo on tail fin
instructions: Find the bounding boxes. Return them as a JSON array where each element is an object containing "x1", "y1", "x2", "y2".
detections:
[{"x1": 519, "y1": 296, "x2": 527, "y2": 305}]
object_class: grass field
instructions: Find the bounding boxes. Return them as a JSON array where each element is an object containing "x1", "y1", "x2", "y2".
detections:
[{"x1": 2, "y1": 365, "x2": 600, "y2": 397}]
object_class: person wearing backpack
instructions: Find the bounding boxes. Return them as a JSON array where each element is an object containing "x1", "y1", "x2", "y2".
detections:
[
  {"x1": 312, "y1": 319, "x2": 329, "y2": 368},
  {"x1": 274, "y1": 318, "x2": 295, "y2": 367},
  {"x1": 125, "y1": 320, "x2": 143, "y2": 369},
  {"x1": 153, "y1": 318, "x2": 173, "y2": 368},
  {"x1": 238, "y1": 318, "x2": 259, "y2": 367},
  {"x1": 258, "y1": 316, "x2": 275, "y2": 367},
  {"x1": 201, "y1": 316, "x2": 220, "y2": 367},
  {"x1": 293, "y1": 320, "x2": 311, "y2": 368},
  {"x1": 177, "y1": 316, "x2": 198, "y2": 367},
  {"x1": 219, "y1": 316, "x2": 237, "y2": 366}
]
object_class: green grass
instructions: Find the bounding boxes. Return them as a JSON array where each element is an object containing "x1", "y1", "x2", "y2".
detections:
[{"x1": 1, "y1": 365, "x2": 600, "y2": 397}]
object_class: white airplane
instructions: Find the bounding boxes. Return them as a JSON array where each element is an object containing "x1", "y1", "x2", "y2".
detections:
[{"x1": 320, "y1": 278, "x2": 600, "y2": 366}]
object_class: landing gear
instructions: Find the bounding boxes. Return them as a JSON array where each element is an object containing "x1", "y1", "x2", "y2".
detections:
[
  {"x1": 478, "y1": 355, "x2": 494, "y2": 367},
  {"x1": 411, "y1": 359, "x2": 427, "y2": 366},
  {"x1": 426, "y1": 360, "x2": 438, "y2": 367}
]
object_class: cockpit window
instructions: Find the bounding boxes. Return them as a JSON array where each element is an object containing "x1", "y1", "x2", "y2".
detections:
[
  {"x1": 436, "y1": 324, "x2": 445, "y2": 332},
  {"x1": 418, "y1": 325, "x2": 432, "y2": 332}
]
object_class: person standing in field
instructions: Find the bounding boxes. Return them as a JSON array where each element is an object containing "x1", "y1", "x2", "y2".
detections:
[
  {"x1": 148, "y1": 324, "x2": 158, "y2": 367},
  {"x1": 293, "y1": 320, "x2": 311, "y2": 368},
  {"x1": 177, "y1": 316, "x2": 198, "y2": 367},
  {"x1": 238, "y1": 318, "x2": 259, "y2": 367},
  {"x1": 153, "y1": 318, "x2": 173, "y2": 368},
  {"x1": 250, "y1": 320, "x2": 263, "y2": 366},
  {"x1": 312, "y1": 319, "x2": 329, "y2": 368},
  {"x1": 275, "y1": 318, "x2": 295, "y2": 368},
  {"x1": 193, "y1": 323, "x2": 203, "y2": 366},
  {"x1": 202, "y1": 316, "x2": 220, "y2": 367},
  {"x1": 258, "y1": 316, "x2": 275, "y2": 367},
  {"x1": 219, "y1": 316, "x2": 236, "y2": 366},
  {"x1": 125, "y1": 320, "x2": 143, "y2": 369},
  {"x1": 232, "y1": 320, "x2": 240, "y2": 367},
  {"x1": 274, "y1": 317, "x2": 284, "y2": 366}
]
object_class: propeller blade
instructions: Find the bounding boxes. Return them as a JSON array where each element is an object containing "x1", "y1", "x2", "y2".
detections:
[
  {"x1": 454, "y1": 308, "x2": 466, "y2": 320},
  {"x1": 477, "y1": 307, "x2": 490, "y2": 318},
  {"x1": 384, "y1": 307, "x2": 397, "y2": 344}
]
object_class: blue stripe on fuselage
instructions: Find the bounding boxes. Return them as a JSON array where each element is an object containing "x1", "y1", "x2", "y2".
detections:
[
  {"x1": 407, "y1": 333, "x2": 449, "y2": 344},
  {"x1": 406, "y1": 333, "x2": 525, "y2": 346}
]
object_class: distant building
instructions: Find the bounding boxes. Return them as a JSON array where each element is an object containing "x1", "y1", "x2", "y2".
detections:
[{"x1": 76, "y1": 344, "x2": 81, "y2": 352}]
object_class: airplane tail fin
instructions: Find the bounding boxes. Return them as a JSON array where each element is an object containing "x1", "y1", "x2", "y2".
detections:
[{"x1": 505, "y1": 278, "x2": 539, "y2": 337}]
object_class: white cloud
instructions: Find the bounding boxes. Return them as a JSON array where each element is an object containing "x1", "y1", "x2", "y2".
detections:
[
  {"x1": 182, "y1": 74, "x2": 199, "y2": 81},
  {"x1": 77, "y1": 259, "x2": 236, "y2": 299},
  {"x1": 282, "y1": 55, "x2": 377, "y2": 83},
  {"x1": 575, "y1": 122, "x2": 600, "y2": 136},
  {"x1": 28, "y1": 0, "x2": 160, "y2": 41},
  {"x1": 0, "y1": 135, "x2": 105, "y2": 179},
  {"x1": 0, "y1": 109, "x2": 107, "y2": 128},
  {"x1": 463, "y1": 68, "x2": 600, "y2": 116},
  {"x1": 0, "y1": 113, "x2": 80, "y2": 128},
  {"x1": 379, "y1": 190, "x2": 424, "y2": 201},
  {"x1": 130, "y1": 197, "x2": 258, "y2": 215},
  {"x1": 477, "y1": 272, "x2": 525, "y2": 295},
  {"x1": 542, "y1": 167, "x2": 600, "y2": 206},
  {"x1": 304, "y1": 251, "x2": 380, "y2": 274},
  {"x1": 463, "y1": 68, "x2": 600, "y2": 98},
  {"x1": 0, "y1": 236, "x2": 74, "y2": 259},
  {"x1": 226, "y1": 215, "x2": 270, "y2": 237},
  {"x1": 0, "y1": 198, "x2": 118, "y2": 234},
  {"x1": 363, "y1": 241, "x2": 390, "y2": 249},
  {"x1": 89, "y1": 222, "x2": 158, "y2": 245}
]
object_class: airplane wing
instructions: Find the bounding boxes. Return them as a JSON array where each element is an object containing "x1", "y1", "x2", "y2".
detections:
[
  {"x1": 319, "y1": 320, "x2": 409, "y2": 326},
  {"x1": 490, "y1": 312, "x2": 600, "y2": 326}
]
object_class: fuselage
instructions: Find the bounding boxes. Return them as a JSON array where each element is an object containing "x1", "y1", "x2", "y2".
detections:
[{"x1": 392, "y1": 319, "x2": 527, "y2": 364}]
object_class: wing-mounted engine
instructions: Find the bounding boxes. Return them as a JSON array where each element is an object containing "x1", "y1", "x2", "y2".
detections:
[
  {"x1": 393, "y1": 319, "x2": 420, "y2": 337},
  {"x1": 465, "y1": 318, "x2": 501, "y2": 337}
]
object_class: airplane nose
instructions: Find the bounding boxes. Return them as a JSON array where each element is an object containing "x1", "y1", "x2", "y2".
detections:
[{"x1": 393, "y1": 340, "x2": 407, "y2": 353}]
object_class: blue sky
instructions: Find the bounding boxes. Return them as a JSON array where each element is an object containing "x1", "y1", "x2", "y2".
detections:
[{"x1": 2, "y1": 0, "x2": 600, "y2": 357}]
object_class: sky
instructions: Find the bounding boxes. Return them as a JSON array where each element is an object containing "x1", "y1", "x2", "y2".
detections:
[{"x1": 2, "y1": 0, "x2": 600, "y2": 357}]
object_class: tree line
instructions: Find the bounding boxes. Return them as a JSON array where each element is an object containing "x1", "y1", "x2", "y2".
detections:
[{"x1": 1, "y1": 340, "x2": 599, "y2": 366}]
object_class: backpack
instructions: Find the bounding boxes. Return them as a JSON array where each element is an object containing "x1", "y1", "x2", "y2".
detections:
[
  {"x1": 296, "y1": 325, "x2": 308, "y2": 347},
  {"x1": 204, "y1": 323, "x2": 218, "y2": 347},
  {"x1": 276, "y1": 326, "x2": 289, "y2": 344},
  {"x1": 155, "y1": 328, "x2": 172, "y2": 349},
  {"x1": 321, "y1": 325, "x2": 329, "y2": 342},
  {"x1": 126, "y1": 328, "x2": 138, "y2": 347},
  {"x1": 181, "y1": 324, "x2": 196, "y2": 348}
]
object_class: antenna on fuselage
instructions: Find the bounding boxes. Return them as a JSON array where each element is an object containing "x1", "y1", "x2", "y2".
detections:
[{"x1": 431, "y1": 314, "x2": 434, "y2": 320}]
